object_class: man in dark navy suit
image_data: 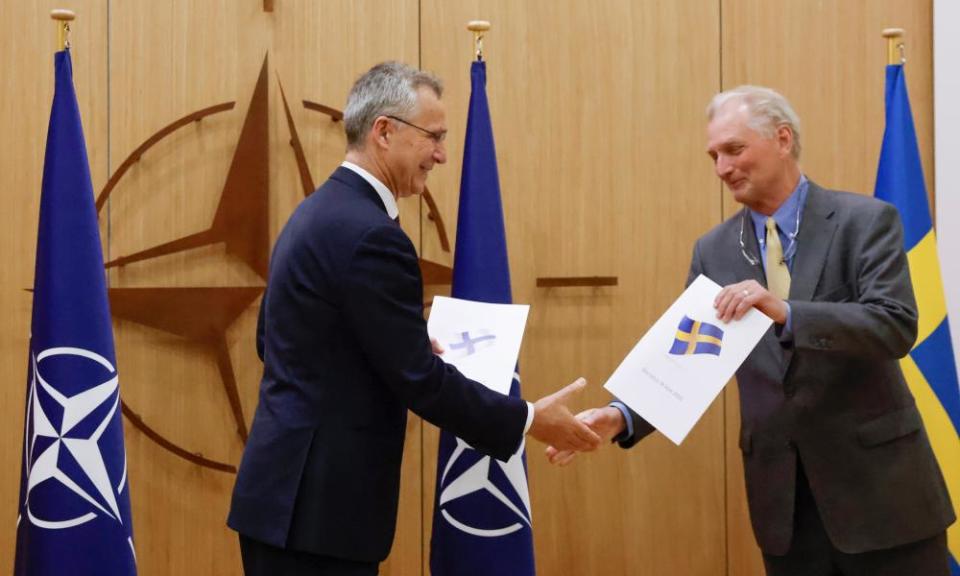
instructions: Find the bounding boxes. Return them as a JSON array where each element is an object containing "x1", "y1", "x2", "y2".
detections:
[{"x1": 228, "y1": 61, "x2": 600, "y2": 576}]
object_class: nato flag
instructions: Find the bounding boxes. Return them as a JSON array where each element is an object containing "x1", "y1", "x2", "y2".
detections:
[
  {"x1": 14, "y1": 50, "x2": 137, "y2": 576},
  {"x1": 429, "y1": 60, "x2": 536, "y2": 576}
]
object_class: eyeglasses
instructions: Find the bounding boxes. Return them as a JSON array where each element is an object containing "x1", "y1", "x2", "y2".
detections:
[{"x1": 386, "y1": 115, "x2": 447, "y2": 144}]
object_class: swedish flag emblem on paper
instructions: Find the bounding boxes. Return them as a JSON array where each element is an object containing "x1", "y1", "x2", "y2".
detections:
[{"x1": 669, "y1": 316, "x2": 724, "y2": 357}]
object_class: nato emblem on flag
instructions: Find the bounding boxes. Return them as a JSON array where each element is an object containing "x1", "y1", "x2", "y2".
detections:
[
  {"x1": 669, "y1": 316, "x2": 724, "y2": 357},
  {"x1": 15, "y1": 50, "x2": 137, "y2": 576},
  {"x1": 432, "y1": 374, "x2": 535, "y2": 574}
]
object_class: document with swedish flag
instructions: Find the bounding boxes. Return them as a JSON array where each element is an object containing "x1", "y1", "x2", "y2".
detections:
[{"x1": 605, "y1": 274, "x2": 772, "y2": 444}]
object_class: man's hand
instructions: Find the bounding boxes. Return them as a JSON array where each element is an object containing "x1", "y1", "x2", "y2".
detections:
[
  {"x1": 714, "y1": 279, "x2": 788, "y2": 324},
  {"x1": 545, "y1": 406, "x2": 626, "y2": 466},
  {"x1": 430, "y1": 337, "x2": 444, "y2": 355},
  {"x1": 528, "y1": 378, "x2": 602, "y2": 452}
]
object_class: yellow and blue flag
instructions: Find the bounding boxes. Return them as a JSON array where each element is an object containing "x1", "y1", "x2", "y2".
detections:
[
  {"x1": 429, "y1": 60, "x2": 535, "y2": 575},
  {"x1": 669, "y1": 316, "x2": 724, "y2": 357},
  {"x1": 14, "y1": 51, "x2": 137, "y2": 575},
  {"x1": 875, "y1": 62, "x2": 960, "y2": 574}
]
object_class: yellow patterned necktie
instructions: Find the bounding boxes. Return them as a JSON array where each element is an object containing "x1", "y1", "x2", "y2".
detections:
[{"x1": 765, "y1": 217, "x2": 791, "y2": 299}]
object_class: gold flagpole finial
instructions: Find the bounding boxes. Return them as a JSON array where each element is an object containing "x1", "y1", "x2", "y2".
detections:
[
  {"x1": 51, "y1": 9, "x2": 75, "y2": 51},
  {"x1": 467, "y1": 20, "x2": 491, "y2": 61},
  {"x1": 882, "y1": 28, "x2": 905, "y2": 66}
]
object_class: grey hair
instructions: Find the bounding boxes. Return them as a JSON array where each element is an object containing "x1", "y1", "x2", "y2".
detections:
[
  {"x1": 343, "y1": 61, "x2": 443, "y2": 149},
  {"x1": 706, "y1": 85, "x2": 802, "y2": 160}
]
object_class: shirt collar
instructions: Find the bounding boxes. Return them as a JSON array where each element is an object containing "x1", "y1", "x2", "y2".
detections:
[
  {"x1": 340, "y1": 161, "x2": 400, "y2": 220},
  {"x1": 750, "y1": 174, "x2": 808, "y2": 246}
]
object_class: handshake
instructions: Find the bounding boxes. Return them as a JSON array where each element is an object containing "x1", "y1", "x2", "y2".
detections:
[
  {"x1": 429, "y1": 341, "x2": 626, "y2": 465},
  {"x1": 526, "y1": 377, "x2": 627, "y2": 466}
]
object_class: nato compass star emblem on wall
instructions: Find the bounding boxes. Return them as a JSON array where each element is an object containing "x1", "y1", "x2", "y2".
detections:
[{"x1": 95, "y1": 55, "x2": 455, "y2": 473}]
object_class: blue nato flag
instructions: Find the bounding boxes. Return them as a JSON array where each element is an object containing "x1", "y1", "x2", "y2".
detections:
[
  {"x1": 429, "y1": 60, "x2": 536, "y2": 576},
  {"x1": 14, "y1": 50, "x2": 137, "y2": 575}
]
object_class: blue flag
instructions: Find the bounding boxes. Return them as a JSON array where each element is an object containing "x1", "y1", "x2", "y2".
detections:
[
  {"x1": 874, "y1": 63, "x2": 960, "y2": 575},
  {"x1": 429, "y1": 60, "x2": 536, "y2": 576},
  {"x1": 14, "y1": 51, "x2": 137, "y2": 575}
]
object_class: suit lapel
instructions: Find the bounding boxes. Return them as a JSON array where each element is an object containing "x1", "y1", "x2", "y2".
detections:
[
  {"x1": 789, "y1": 183, "x2": 838, "y2": 302},
  {"x1": 779, "y1": 183, "x2": 838, "y2": 377}
]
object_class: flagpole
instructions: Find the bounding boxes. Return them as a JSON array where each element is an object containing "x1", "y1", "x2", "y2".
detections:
[
  {"x1": 51, "y1": 8, "x2": 75, "y2": 51},
  {"x1": 882, "y1": 27, "x2": 905, "y2": 65},
  {"x1": 467, "y1": 20, "x2": 490, "y2": 61}
]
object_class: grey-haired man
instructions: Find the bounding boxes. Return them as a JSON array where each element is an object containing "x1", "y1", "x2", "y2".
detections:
[
  {"x1": 550, "y1": 85, "x2": 954, "y2": 576},
  {"x1": 229, "y1": 61, "x2": 600, "y2": 575}
]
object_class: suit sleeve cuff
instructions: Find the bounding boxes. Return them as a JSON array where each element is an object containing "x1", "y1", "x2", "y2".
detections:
[
  {"x1": 523, "y1": 401, "x2": 535, "y2": 435},
  {"x1": 777, "y1": 301, "x2": 794, "y2": 341},
  {"x1": 609, "y1": 401, "x2": 634, "y2": 443}
]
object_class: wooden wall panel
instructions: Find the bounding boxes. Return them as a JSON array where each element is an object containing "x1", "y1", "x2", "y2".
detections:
[
  {"x1": 720, "y1": 2, "x2": 934, "y2": 574},
  {"x1": 106, "y1": 1, "x2": 419, "y2": 574},
  {"x1": 721, "y1": 0, "x2": 933, "y2": 202},
  {"x1": 421, "y1": 1, "x2": 724, "y2": 574},
  {"x1": 107, "y1": 3, "x2": 269, "y2": 573},
  {"x1": 0, "y1": 1, "x2": 108, "y2": 566}
]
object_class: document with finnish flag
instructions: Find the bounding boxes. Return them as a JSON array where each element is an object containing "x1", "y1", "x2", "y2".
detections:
[
  {"x1": 605, "y1": 275, "x2": 773, "y2": 445},
  {"x1": 427, "y1": 295, "x2": 530, "y2": 395}
]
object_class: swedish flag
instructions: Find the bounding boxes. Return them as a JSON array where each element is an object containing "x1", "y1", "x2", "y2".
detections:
[
  {"x1": 669, "y1": 316, "x2": 724, "y2": 357},
  {"x1": 875, "y1": 62, "x2": 960, "y2": 574}
]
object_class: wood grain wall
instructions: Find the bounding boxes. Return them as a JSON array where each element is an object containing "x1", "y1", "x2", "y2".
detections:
[{"x1": 0, "y1": 1, "x2": 933, "y2": 574}]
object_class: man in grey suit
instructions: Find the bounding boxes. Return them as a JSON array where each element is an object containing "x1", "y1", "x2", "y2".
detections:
[{"x1": 549, "y1": 85, "x2": 955, "y2": 575}]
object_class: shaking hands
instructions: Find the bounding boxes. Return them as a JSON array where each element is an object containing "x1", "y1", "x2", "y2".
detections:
[
  {"x1": 544, "y1": 405, "x2": 626, "y2": 466},
  {"x1": 527, "y1": 378, "x2": 603, "y2": 453}
]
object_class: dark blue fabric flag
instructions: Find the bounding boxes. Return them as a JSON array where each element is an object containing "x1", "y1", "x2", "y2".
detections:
[
  {"x1": 14, "y1": 51, "x2": 137, "y2": 576},
  {"x1": 429, "y1": 61, "x2": 536, "y2": 576},
  {"x1": 874, "y1": 63, "x2": 960, "y2": 575}
]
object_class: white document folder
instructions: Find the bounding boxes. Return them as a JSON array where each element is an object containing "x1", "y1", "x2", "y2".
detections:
[
  {"x1": 427, "y1": 295, "x2": 530, "y2": 395},
  {"x1": 604, "y1": 274, "x2": 773, "y2": 445}
]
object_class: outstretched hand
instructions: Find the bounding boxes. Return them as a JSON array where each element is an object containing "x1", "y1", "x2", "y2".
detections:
[
  {"x1": 528, "y1": 378, "x2": 602, "y2": 452},
  {"x1": 545, "y1": 405, "x2": 626, "y2": 466}
]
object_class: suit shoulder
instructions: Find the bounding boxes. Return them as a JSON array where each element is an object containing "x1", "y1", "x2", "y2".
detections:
[
  {"x1": 817, "y1": 188, "x2": 900, "y2": 227},
  {"x1": 291, "y1": 181, "x2": 393, "y2": 240},
  {"x1": 271, "y1": 182, "x2": 403, "y2": 277},
  {"x1": 816, "y1": 187, "x2": 892, "y2": 212}
]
